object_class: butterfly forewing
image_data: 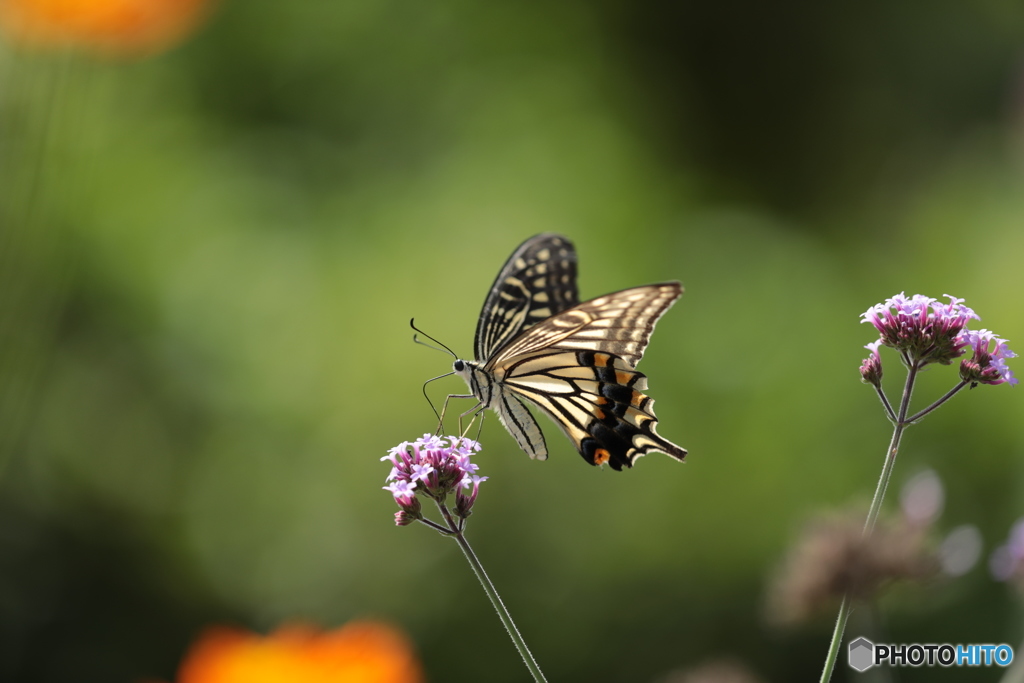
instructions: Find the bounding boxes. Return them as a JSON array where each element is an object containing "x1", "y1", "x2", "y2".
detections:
[
  {"x1": 473, "y1": 234, "x2": 579, "y2": 362},
  {"x1": 487, "y1": 284, "x2": 682, "y2": 370}
]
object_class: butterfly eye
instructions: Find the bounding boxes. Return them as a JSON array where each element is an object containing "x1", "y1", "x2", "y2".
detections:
[{"x1": 453, "y1": 360, "x2": 465, "y2": 372}]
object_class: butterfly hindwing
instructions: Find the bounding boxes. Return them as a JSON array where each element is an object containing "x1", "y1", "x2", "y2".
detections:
[
  {"x1": 493, "y1": 346, "x2": 685, "y2": 470},
  {"x1": 493, "y1": 389, "x2": 548, "y2": 461},
  {"x1": 473, "y1": 234, "x2": 579, "y2": 362}
]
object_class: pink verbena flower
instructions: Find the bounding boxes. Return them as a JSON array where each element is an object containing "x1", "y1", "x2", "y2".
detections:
[
  {"x1": 861, "y1": 293, "x2": 978, "y2": 365},
  {"x1": 455, "y1": 474, "x2": 488, "y2": 518},
  {"x1": 859, "y1": 340, "x2": 883, "y2": 386},
  {"x1": 959, "y1": 329, "x2": 1018, "y2": 387},
  {"x1": 383, "y1": 435, "x2": 488, "y2": 525},
  {"x1": 384, "y1": 479, "x2": 421, "y2": 525}
]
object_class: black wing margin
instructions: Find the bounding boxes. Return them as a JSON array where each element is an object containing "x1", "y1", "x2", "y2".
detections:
[{"x1": 473, "y1": 234, "x2": 579, "y2": 361}]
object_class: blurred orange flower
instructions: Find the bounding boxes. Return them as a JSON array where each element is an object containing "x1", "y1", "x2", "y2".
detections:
[
  {"x1": 0, "y1": 0, "x2": 211, "y2": 55},
  {"x1": 176, "y1": 621, "x2": 426, "y2": 683}
]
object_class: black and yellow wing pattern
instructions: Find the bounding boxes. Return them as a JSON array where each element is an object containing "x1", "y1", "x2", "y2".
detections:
[{"x1": 452, "y1": 234, "x2": 686, "y2": 471}]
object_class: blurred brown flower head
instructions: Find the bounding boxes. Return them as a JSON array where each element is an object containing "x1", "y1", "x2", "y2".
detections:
[
  {"x1": 0, "y1": 0, "x2": 212, "y2": 55},
  {"x1": 768, "y1": 512, "x2": 939, "y2": 626},
  {"x1": 175, "y1": 621, "x2": 425, "y2": 683}
]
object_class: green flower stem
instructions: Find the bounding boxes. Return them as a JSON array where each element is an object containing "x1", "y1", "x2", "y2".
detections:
[
  {"x1": 437, "y1": 502, "x2": 547, "y2": 682},
  {"x1": 818, "y1": 594, "x2": 850, "y2": 682},
  {"x1": 819, "y1": 363, "x2": 919, "y2": 683},
  {"x1": 874, "y1": 384, "x2": 897, "y2": 422},
  {"x1": 417, "y1": 517, "x2": 451, "y2": 534},
  {"x1": 906, "y1": 380, "x2": 969, "y2": 424}
]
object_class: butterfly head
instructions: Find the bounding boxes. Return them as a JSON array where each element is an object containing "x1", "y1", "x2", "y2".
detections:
[
  {"x1": 453, "y1": 359, "x2": 472, "y2": 385},
  {"x1": 452, "y1": 358, "x2": 475, "y2": 386},
  {"x1": 452, "y1": 358, "x2": 490, "y2": 405}
]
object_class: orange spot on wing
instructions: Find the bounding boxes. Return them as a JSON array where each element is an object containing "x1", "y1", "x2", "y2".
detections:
[
  {"x1": 593, "y1": 448, "x2": 610, "y2": 465},
  {"x1": 594, "y1": 353, "x2": 610, "y2": 367}
]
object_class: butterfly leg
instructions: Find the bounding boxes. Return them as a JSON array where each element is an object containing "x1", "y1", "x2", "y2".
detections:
[
  {"x1": 473, "y1": 410, "x2": 486, "y2": 443},
  {"x1": 436, "y1": 392, "x2": 477, "y2": 435},
  {"x1": 457, "y1": 402, "x2": 486, "y2": 441}
]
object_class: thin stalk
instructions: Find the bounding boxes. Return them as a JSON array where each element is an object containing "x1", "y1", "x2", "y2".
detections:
[
  {"x1": 436, "y1": 502, "x2": 547, "y2": 682},
  {"x1": 819, "y1": 364, "x2": 918, "y2": 682},
  {"x1": 416, "y1": 517, "x2": 451, "y2": 534},
  {"x1": 874, "y1": 384, "x2": 897, "y2": 423},
  {"x1": 819, "y1": 595, "x2": 850, "y2": 681},
  {"x1": 905, "y1": 380, "x2": 969, "y2": 424}
]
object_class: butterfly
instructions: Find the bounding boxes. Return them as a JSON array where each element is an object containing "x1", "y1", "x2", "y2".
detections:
[{"x1": 447, "y1": 233, "x2": 686, "y2": 470}]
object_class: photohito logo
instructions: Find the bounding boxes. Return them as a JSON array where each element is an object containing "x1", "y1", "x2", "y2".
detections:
[{"x1": 848, "y1": 637, "x2": 1014, "y2": 671}]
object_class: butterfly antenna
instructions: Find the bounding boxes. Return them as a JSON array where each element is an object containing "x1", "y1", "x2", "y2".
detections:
[{"x1": 410, "y1": 318, "x2": 458, "y2": 358}]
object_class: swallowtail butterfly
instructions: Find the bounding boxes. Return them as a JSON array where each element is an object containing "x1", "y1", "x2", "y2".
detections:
[{"x1": 448, "y1": 234, "x2": 686, "y2": 470}]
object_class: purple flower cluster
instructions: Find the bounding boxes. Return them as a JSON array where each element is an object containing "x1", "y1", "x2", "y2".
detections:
[
  {"x1": 383, "y1": 434, "x2": 488, "y2": 526},
  {"x1": 861, "y1": 293, "x2": 978, "y2": 365},
  {"x1": 959, "y1": 329, "x2": 1019, "y2": 386},
  {"x1": 860, "y1": 293, "x2": 1016, "y2": 386}
]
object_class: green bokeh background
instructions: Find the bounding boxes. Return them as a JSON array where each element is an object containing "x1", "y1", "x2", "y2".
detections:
[{"x1": 2, "y1": 2, "x2": 1023, "y2": 681}]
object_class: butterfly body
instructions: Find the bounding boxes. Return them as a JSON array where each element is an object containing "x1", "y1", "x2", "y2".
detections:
[{"x1": 451, "y1": 234, "x2": 686, "y2": 470}]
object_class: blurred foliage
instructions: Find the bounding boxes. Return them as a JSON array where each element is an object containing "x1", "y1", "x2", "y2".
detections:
[{"x1": 1, "y1": 1, "x2": 1024, "y2": 681}]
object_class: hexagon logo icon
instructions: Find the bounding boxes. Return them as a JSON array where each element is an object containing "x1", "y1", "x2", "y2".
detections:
[{"x1": 848, "y1": 637, "x2": 875, "y2": 672}]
